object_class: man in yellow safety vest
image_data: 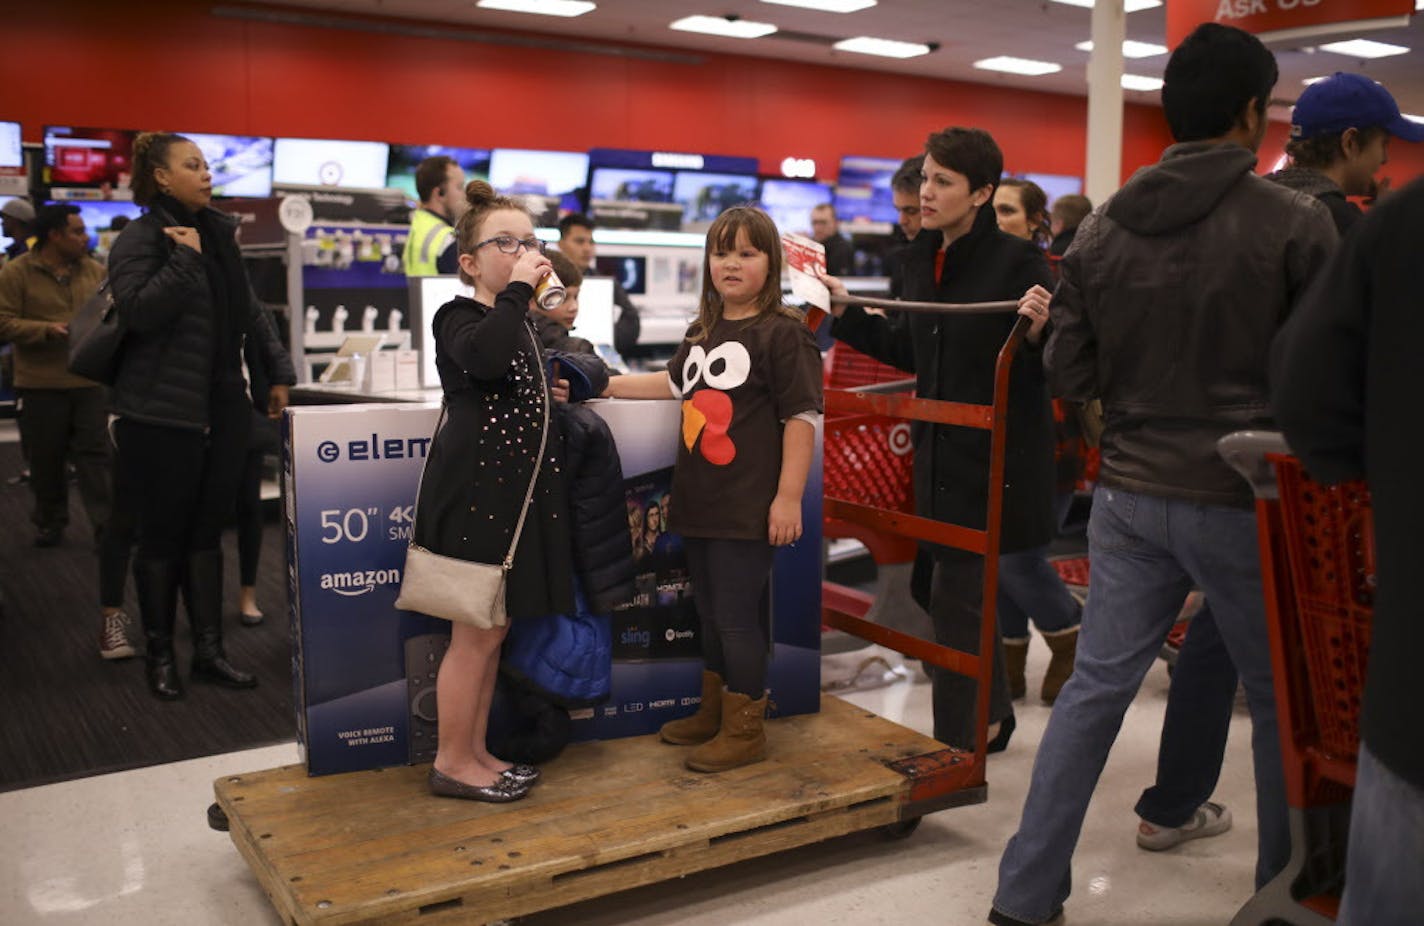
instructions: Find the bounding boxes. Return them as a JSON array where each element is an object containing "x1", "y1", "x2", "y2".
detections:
[{"x1": 401, "y1": 156, "x2": 468, "y2": 277}]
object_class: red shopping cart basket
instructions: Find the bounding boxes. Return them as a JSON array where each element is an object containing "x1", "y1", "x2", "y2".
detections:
[{"x1": 1222, "y1": 432, "x2": 1373, "y2": 926}]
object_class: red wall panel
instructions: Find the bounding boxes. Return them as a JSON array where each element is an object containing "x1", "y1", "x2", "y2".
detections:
[{"x1": 5, "y1": 1, "x2": 1420, "y2": 192}]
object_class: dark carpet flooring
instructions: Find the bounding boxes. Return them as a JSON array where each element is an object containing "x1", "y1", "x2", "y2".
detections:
[{"x1": 0, "y1": 442, "x2": 296, "y2": 793}]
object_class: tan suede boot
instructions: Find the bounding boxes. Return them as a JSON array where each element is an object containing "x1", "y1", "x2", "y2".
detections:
[
  {"x1": 1003, "y1": 637, "x2": 1030, "y2": 700},
  {"x1": 659, "y1": 670, "x2": 724, "y2": 745},
  {"x1": 1041, "y1": 626, "x2": 1079, "y2": 705},
  {"x1": 685, "y1": 689, "x2": 768, "y2": 773}
]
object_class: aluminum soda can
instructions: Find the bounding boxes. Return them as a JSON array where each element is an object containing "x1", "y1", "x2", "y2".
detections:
[{"x1": 535, "y1": 271, "x2": 566, "y2": 310}]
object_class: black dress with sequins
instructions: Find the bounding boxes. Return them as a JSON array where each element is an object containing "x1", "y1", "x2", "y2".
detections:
[{"x1": 413, "y1": 285, "x2": 575, "y2": 622}]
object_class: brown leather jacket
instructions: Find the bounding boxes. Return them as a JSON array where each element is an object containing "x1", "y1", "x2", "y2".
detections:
[{"x1": 1046, "y1": 141, "x2": 1337, "y2": 507}]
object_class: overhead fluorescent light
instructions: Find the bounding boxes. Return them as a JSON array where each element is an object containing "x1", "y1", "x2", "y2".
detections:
[
  {"x1": 670, "y1": 15, "x2": 777, "y2": 38},
  {"x1": 1302, "y1": 76, "x2": 1329, "y2": 84},
  {"x1": 1317, "y1": 39, "x2": 1410, "y2": 58},
  {"x1": 1075, "y1": 39, "x2": 1168, "y2": 58},
  {"x1": 974, "y1": 55, "x2": 1063, "y2": 76},
  {"x1": 1121, "y1": 74, "x2": 1164, "y2": 91},
  {"x1": 834, "y1": 36, "x2": 933, "y2": 58},
  {"x1": 1051, "y1": 0, "x2": 1162, "y2": 12},
  {"x1": 476, "y1": 0, "x2": 596, "y2": 16},
  {"x1": 760, "y1": 0, "x2": 877, "y2": 11},
  {"x1": 1406, "y1": 113, "x2": 1424, "y2": 124}
]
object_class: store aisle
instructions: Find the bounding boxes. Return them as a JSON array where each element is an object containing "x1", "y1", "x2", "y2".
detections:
[{"x1": 0, "y1": 644, "x2": 1258, "y2": 926}]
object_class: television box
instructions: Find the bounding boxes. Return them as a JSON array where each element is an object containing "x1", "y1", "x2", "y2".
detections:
[
  {"x1": 180, "y1": 133, "x2": 274, "y2": 198},
  {"x1": 44, "y1": 126, "x2": 137, "y2": 188},
  {"x1": 273, "y1": 137, "x2": 391, "y2": 190},
  {"x1": 284, "y1": 400, "x2": 821, "y2": 775}
]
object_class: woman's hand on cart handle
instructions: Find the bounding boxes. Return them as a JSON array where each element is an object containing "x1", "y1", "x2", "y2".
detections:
[
  {"x1": 1017, "y1": 285, "x2": 1053, "y2": 344},
  {"x1": 815, "y1": 268, "x2": 849, "y2": 317}
]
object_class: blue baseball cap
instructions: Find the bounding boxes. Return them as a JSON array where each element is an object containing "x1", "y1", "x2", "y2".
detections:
[{"x1": 1291, "y1": 72, "x2": 1424, "y2": 143}]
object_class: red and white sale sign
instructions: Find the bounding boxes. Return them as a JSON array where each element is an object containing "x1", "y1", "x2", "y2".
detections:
[{"x1": 782, "y1": 232, "x2": 830, "y2": 330}]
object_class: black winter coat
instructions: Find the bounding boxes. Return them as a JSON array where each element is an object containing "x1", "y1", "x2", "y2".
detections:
[
  {"x1": 107, "y1": 203, "x2": 294, "y2": 431},
  {"x1": 1271, "y1": 177, "x2": 1424, "y2": 791},
  {"x1": 832, "y1": 204, "x2": 1056, "y2": 556},
  {"x1": 414, "y1": 288, "x2": 575, "y2": 622},
  {"x1": 108, "y1": 202, "x2": 294, "y2": 430},
  {"x1": 557, "y1": 402, "x2": 635, "y2": 613}
]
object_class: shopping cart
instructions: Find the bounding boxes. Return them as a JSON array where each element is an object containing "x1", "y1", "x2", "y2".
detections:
[{"x1": 1220, "y1": 431, "x2": 1374, "y2": 926}]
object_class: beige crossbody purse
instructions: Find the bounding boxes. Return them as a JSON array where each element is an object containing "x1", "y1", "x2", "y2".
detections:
[{"x1": 394, "y1": 328, "x2": 550, "y2": 628}]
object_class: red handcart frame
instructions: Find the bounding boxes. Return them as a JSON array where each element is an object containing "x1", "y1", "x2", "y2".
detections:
[{"x1": 818, "y1": 295, "x2": 1029, "y2": 815}]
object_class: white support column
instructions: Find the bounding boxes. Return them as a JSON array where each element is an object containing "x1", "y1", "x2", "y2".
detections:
[{"x1": 1085, "y1": 0, "x2": 1127, "y2": 205}]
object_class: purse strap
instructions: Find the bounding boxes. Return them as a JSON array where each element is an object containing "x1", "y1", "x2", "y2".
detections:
[{"x1": 409, "y1": 320, "x2": 552, "y2": 571}]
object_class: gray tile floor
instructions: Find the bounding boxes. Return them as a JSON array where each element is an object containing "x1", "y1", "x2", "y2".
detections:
[{"x1": 0, "y1": 641, "x2": 1259, "y2": 925}]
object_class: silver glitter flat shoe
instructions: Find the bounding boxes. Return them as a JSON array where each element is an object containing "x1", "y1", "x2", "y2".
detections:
[
  {"x1": 429, "y1": 768, "x2": 529, "y2": 803},
  {"x1": 500, "y1": 763, "x2": 541, "y2": 786}
]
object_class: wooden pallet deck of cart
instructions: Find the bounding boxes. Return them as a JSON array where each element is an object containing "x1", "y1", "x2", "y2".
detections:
[{"x1": 214, "y1": 694, "x2": 986, "y2": 926}]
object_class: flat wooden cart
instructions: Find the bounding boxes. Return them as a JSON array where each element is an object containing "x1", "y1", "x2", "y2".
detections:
[
  {"x1": 213, "y1": 695, "x2": 975, "y2": 925},
  {"x1": 215, "y1": 297, "x2": 1028, "y2": 924}
]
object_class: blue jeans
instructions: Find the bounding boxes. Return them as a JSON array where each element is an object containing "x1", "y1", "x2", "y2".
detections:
[
  {"x1": 1338, "y1": 744, "x2": 1424, "y2": 926},
  {"x1": 1135, "y1": 602, "x2": 1239, "y2": 827},
  {"x1": 992, "y1": 487, "x2": 1287, "y2": 924},
  {"x1": 997, "y1": 546, "x2": 1082, "y2": 640}
]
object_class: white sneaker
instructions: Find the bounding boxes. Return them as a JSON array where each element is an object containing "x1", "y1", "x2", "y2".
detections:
[
  {"x1": 100, "y1": 611, "x2": 136, "y2": 660},
  {"x1": 1137, "y1": 801, "x2": 1232, "y2": 851}
]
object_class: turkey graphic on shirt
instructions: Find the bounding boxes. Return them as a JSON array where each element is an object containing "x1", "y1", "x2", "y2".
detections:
[{"x1": 679, "y1": 341, "x2": 751, "y2": 466}]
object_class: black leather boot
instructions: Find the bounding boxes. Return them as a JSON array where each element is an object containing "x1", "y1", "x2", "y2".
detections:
[
  {"x1": 183, "y1": 549, "x2": 257, "y2": 689},
  {"x1": 134, "y1": 558, "x2": 184, "y2": 700}
]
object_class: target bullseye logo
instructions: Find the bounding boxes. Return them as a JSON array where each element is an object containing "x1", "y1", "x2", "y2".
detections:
[
  {"x1": 317, "y1": 160, "x2": 344, "y2": 186},
  {"x1": 888, "y1": 423, "x2": 913, "y2": 456}
]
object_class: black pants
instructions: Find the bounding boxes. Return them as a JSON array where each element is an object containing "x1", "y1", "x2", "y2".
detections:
[
  {"x1": 98, "y1": 436, "x2": 138, "y2": 607},
  {"x1": 684, "y1": 537, "x2": 775, "y2": 697},
  {"x1": 237, "y1": 413, "x2": 280, "y2": 586},
  {"x1": 114, "y1": 397, "x2": 251, "y2": 562},
  {"x1": 17, "y1": 386, "x2": 111, "y2": 537},
  {"x1": 928, "y1": 552, "x2": 1014, "y2": 749}
]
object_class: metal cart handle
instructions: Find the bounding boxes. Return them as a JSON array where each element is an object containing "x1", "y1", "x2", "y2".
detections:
[{"x1": 1218, "y1": 430, "x2": 1292, "y2": 500}]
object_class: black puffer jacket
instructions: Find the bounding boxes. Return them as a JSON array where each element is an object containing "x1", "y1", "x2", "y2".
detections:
[
  {"x1": 552, "y1": 354, "x2": 635, "y2": 614},
  {"x1": 107, "y1": 203, "x2": 294, "y2": 430}
]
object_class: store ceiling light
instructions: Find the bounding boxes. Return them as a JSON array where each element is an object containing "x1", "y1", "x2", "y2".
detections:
[
  {"x1": 1302, "y1": 76, "x2": 1329, "y2": 85},
  {"x1": 1121, "y1": 74, "x2": 1164, "y2": 91},
  {"x1": 1075, "y1": 39, "x2": 1168, "y2": 58},
  {"x1": 973, "y1": 55, "x2": 1063, "y2": 76},
  {"x1": 670, "y1": 15, "x2": 777, "y2": 38},
  {"x1": 1051, "y1": 0, "x2": 1163, "y2": 13},
  {"x1": 1407, "y1": 114, "x2": 1424, "y2": 124},
  {"x1": 834, "y1": 36, "x2": 933, "y2": 58},
  {"x1": 475, "y1": 0, "x2": 596, "y2": 16},
  {"x1": 1317, "y1": 39, "x2": 1410, "y2": 58},
  {"x1": 760, "y1": 0, "x2": 877, "y2": 11}
]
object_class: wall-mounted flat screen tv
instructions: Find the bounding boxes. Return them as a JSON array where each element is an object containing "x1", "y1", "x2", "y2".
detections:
[
  {"x1": 672, "y1": 171, "x2": 759, "y2": 225},
  {"x1": 44, "y1": 126, "x2": 137, "y2": 187},
  {"x1": 272, "y1": 137, "x2": 391, "y2": 189},
  {"x1": 386, "y1": 144, "x2": 491, "y2": 201},
  {"x1": 757, "y1": 178, "x2": 834, "y2": 237},
  {"x1": 588, "y1": 168, "x2": 674, "y2": 204},
  {"x1": 488, "y1": 148, "x2": 588, "y2": 197},
  {"x1": 180, "y1": 133, "x2": 274, "y2": 197}
]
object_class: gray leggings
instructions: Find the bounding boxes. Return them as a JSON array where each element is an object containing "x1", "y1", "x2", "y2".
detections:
[{"x1": 684, "y1": 537, "x2": 775, "y2": 697}]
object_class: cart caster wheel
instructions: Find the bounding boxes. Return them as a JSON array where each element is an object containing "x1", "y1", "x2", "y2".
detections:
[
  {"x1": 207, "y1": 802, "x2": 230, "y2": 832},
  {"x1": 879, "y1": 817, "x2": 922, "y2": 840}
]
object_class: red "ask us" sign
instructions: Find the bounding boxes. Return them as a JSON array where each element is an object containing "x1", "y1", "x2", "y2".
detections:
[{"x1": 1166, "y1": 0, "x2": 1415, "y2": 48}]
